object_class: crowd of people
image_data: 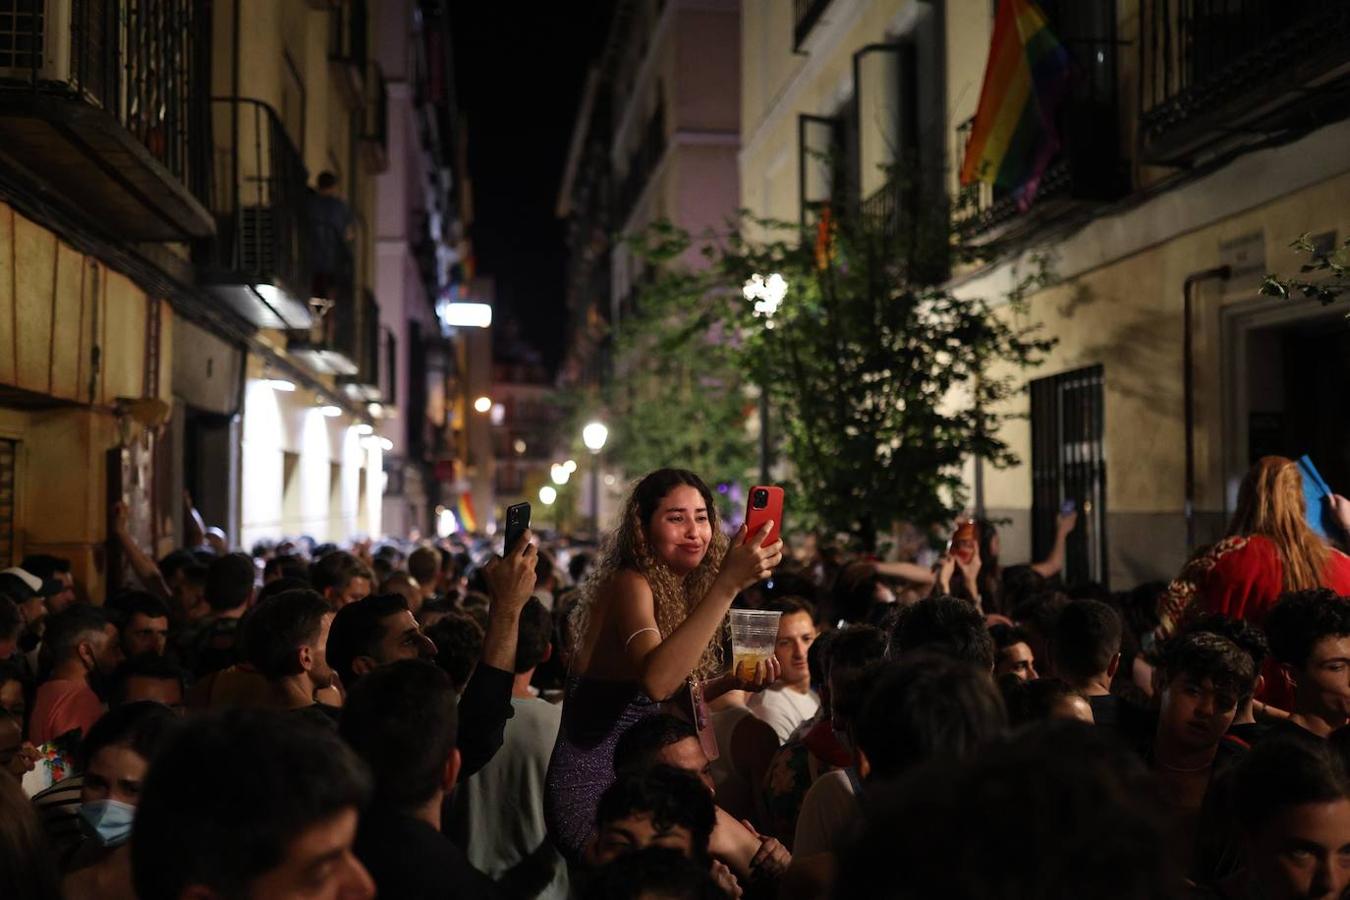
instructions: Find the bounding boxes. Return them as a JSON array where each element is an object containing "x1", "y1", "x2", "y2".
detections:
[{"x1": 3, "y1": 454, "x2": 1350, "y2": 898}]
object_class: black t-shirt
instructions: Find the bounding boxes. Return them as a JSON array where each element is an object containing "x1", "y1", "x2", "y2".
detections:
[
  {"x1": 291, "y1": 703, "x2": 342, "y2": 730},
  {"x1": 1089, "y1": 693, "x2": 1154, "y2": 754},
  {"x1": 1250, "y1": 717, "x2": 1324, "y2": 745},
  {"x1": 355, "y1": 809, "x2": 500, "y2": 899},
  {"x1": 185, "y1": 616, "x2": 242, "y2": 678},
  {"x1": 1225, "y1": 721, "x2": 1268, "y2": 747}
]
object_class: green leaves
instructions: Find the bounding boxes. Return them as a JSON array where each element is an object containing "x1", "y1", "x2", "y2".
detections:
[
  {"x1": 1261, "y1": 233, "x2": 1350, "y2": 306},
  {"x1": 563, "y1": 195, "x2": 1054, "y2": 550}
]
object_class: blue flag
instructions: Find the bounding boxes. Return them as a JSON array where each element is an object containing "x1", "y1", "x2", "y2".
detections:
[{"x1": 1297, "y1": 455, "x2": 1335, "y2": 540}]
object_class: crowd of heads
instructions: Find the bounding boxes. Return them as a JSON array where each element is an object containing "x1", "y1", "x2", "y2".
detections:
[
  {"x1": 0, "y1": 524, "x2": 586, "y2": 900},
  {"x1": 4, "y1": 457, "x2": 1350, "y2": 899}
]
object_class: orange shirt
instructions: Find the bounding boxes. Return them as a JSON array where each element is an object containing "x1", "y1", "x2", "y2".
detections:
[{"x1": 30, "y1": 678, "x2": 104, "y2": 745}]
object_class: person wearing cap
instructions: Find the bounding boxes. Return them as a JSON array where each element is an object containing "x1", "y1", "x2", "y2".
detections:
[
  {"x1": 20, "y1": 554, "x2": 77, "y2": 616},
  {"x1": 0, "y1": 566, "x2": 69, "y2": 669}
]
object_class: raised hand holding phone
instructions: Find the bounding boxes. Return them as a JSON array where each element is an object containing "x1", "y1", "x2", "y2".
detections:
[
  {"x1": 743, "y1": 486, "x2": 784, "y2": 547},
  {"x1": 503, "y1": 501, "x2": 531, "y2": 554}
]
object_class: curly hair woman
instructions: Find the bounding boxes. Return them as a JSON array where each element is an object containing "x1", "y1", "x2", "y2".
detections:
[{"x1": 544, "y1": 469, "x2": 784, "y2": 861}]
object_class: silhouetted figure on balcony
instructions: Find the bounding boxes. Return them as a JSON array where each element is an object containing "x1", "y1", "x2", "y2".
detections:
[{"x1": 308, "y1": 171, "x2": 354, "y2": 309}]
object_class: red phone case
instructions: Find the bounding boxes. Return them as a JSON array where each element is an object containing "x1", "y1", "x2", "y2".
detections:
[{"x1": 744, "y1": 485, "x2": 784, "y2": 547}]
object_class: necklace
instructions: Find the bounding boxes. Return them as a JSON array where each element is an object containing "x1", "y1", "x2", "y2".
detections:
[{"x1": 1155, "y1": 757, "x2": 1212, "y2": 774}]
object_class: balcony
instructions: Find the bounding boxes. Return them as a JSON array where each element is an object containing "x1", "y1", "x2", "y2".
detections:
[
  {"x1": 196, "y1": 98, "x2": 314, "y2": 330},
  {"x1": 337, "y1": 290, "x2": 383, "y2": 400},
  {"x1": 615, "y1": 98, "x2": 666, "y2": 227},
  {"x1": 0, "y1": 0, "x2": 214, "y2": 241},
  {"x1": 953, "y1": 0, "x2": 1126, "y2": 245},
  {"x1": 289, "y1": 208, "x2": 367, "y2": 376},
  {"x1": 1139, "y1": 1, "x2": 1350, "y2": 166},
  {"x1": 858, "y1": 180, "x2": 950, "y2": 285},
  {"x1": 328, "y1": 0, "x2": 368, "y2": 106},
  {"x1": 793, "y1": 0, "x2": 832, "y2": 51},
  {"x1": 359, "y1": 63, "x2": 388, "y2": 174}
]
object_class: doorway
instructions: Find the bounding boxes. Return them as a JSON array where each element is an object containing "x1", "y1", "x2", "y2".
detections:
[{"x1": 1223, "y1": 298, "x2": 1350, "y2": 514}]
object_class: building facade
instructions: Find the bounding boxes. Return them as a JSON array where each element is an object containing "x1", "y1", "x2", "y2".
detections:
[
  {"x1": 557, "y1": 0, "x2": 741, "y2": 529},
  {"x1": 0, "y1": 0, "x2": 466, "y2": 596},
  {"x1": 742, "y1": 0, "x2": 1350, "y2": 587},
  {"x1": 561, "y1": 0, "x2": 741, "y2": 382}
]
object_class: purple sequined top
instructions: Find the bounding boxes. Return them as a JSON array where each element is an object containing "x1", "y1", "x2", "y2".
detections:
[{"x1": 544, "y1": 675, "x2": 660, "y2": 860}]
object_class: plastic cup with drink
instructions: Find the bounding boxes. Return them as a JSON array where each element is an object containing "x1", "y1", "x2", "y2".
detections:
[{"x1": 729, "y1": 608, "x2": 782, "y2": 683}]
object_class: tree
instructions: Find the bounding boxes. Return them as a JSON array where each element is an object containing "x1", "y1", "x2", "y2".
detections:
[
  {"x1": 600, "y1": 223, "x2": 759, "y2": 492},
  {"x1": 576, "y1": 187, "x2": 1054, "y2": 550},
  {"x1": 1261, "y1": 233, "x2": 1350, "y2": 304}
]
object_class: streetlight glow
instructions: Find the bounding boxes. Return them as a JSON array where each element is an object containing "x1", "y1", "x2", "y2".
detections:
[
  {"x1": 582, "y1": 421, "x2": 609, "y2": 453},
  {"x1": 441, "y1": 301, "x2": 493, "y2": 328},
  {"x1": 473, "y1": 396, "x2": 492, "y2": 414},
  {"x1": 563, "y1": 459, "x2": 578, "y2": 473},
  {"x1": 319, "y1": 405, "x2": 342, "y2": 418},
  {"x1": 551, "y1": 464, "x2": 570, "y2": 485},
  {"x1": 539, "y1": 485, "x2": 557, "y2": 505},
  {"x1": 742, "y1": 272, "x2": 788, "y2": 324},
  {"x1": 264, "y1": 378, "x2": 296, "y2": 392}
]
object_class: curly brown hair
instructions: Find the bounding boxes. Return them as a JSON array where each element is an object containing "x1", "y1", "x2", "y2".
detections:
[{"x1": 571, "y1": 469, "x2": 730, "y2": 682}]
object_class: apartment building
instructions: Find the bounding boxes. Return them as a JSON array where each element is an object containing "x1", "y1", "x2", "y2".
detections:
[
  {"x1": 743, "y1": 0, "x2": 1350, "y2": 587},
  {"x1": 0, "y1": 0, "x2": 467, "y2": 594},
  {"x1": 559, "y1": 0, "x2": 741, "y2": 388}
]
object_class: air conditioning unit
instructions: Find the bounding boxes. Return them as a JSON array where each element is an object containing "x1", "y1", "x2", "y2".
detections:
[
  {"x1": 0, "y1": 0, "x2": 74, "y2": 83},
  {"x1": 0, "y1": 0, "x2": 116, "y2": 107}
]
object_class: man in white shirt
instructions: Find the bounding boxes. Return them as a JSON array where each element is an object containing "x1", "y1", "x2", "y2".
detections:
[
  {"x1": 448, "y1": 598, "x2": 568, "y2": 898},
  {"x1": 748, "y1": 599, "x2": 819, "y2": 743}
]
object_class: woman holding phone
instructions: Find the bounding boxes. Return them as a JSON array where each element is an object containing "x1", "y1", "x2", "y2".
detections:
[{"x1": 545, "y1": 468, "x2": 785, "y2": 862}]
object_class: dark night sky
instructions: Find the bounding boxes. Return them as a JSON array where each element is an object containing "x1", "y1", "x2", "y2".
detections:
[{"x1": 449, "y1": 2, "x2": 615, "y2": 375}]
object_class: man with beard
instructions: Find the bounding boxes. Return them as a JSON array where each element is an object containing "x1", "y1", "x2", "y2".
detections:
[{"x1": 30, "y1": 607, "x2": 124, "y2": 743}]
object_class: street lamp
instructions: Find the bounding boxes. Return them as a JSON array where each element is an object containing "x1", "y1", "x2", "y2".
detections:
[
  {"x1": 582, "y1": 421, "x2": 609, "y2": 537},
  {"x1": 473, "y1": 396, "x2": 492, "y2": 414},
  {"x1": 550, "y1": 463, "x2": 570, "y2": 486},
  {"x1": 743, "y1": 272, "x2": 788, "y2": 482},
  {"x1": 539, "y1": 484, "x2": 559, "y2": 532}
]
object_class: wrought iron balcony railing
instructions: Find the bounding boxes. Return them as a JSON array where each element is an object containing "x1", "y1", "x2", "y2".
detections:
[
  {"x1": 793, "y1": 0, "x2": 833, "y2": 50},
  {"x1": 0, "y1": 0, "x2": 213, "y2": 239},
  {"x1": 615, "y1": 98, "x2": 667, "y2": 227},
  {"x1": 952, "y1": 0, "x2": 1125, "y2": 244},
  {"x1": 1139, "y1": 0, "x2": 1350, "y2": 165},
  {"x1": 197, "y1": 97, "x2": 314, "y2": 330},
  {"x1": 858, "y1": 179, "x2": 951, "y2": 285}
]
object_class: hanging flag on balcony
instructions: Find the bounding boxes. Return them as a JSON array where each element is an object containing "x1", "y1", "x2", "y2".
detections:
[
  {"x1": 813, "y1": 204, "x2": 835, "y2": 271},
  {"x1": 959, "y1": 0, "x2": 1072, "y2": 210}
]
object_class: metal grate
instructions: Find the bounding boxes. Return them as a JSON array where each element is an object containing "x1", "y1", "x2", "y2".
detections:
[
  {"x1": 0, "y1": 439, "x2": 15, "y2": 568},
  {"x1": 1030, "y1": 365, "x2": 1108, "y2": 587},
  {"x1": 0, "y1": 0, "x2": 44, "y2": 71}
]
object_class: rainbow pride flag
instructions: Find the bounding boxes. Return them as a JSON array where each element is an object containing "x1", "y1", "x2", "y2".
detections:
[
  {"x1": 455, "y1": 491, "x2": 478, "y2": 533},
  {"x1": 959, "y1": 0, "x2": 1072, "y2": 209}
]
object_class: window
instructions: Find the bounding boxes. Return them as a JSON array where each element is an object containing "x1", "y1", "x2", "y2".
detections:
[
  {"x1": 1030, "y1": 365, "x2": 1108, "y2": 586},
  {"x1": 798, "y1": 113, "x2": 846, "y2": 224}
]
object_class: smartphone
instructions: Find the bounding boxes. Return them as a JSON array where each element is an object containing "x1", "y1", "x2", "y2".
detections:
[
  {"x1": 1060, "y1": 498, "x2": 1077, "y2": 515},
  {"x1": 744, "y1": 485, "x2": 784, "y2": 547},
  {"x1": 504, "y1": 502, "x2": 531, "y2": 554}
]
